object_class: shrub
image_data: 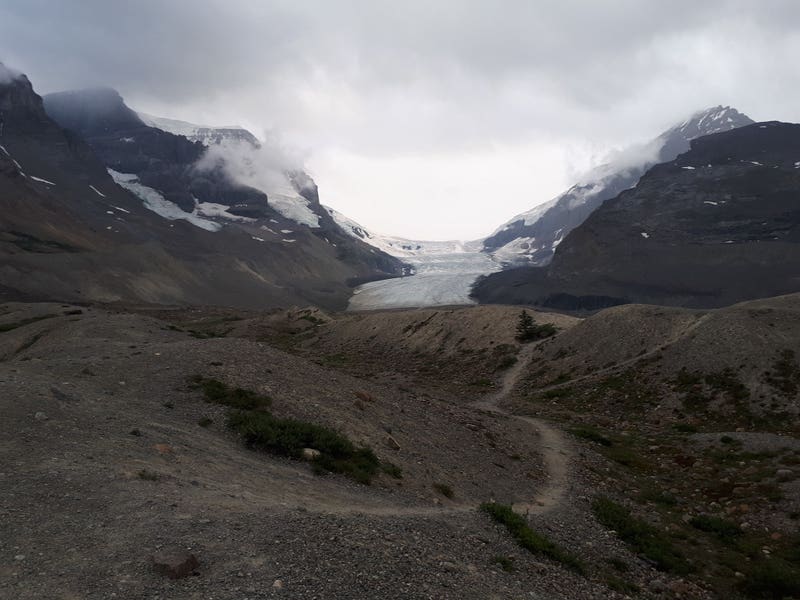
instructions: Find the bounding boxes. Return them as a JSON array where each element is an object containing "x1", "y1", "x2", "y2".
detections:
[
  {"x1": 137, "y1": 469, "x2": 159, "y2": 481},
  {"x1": 515, "y1": 310, "x2": 557, "y2": 342},
  {"x1": 198, "y1": 417, "x2": 214, "y2": 427},
  {"x1": 592, "y1": 496, "x2": 691, "y2": 574},
  {"x1": 743, "y1": 559, "x2": 800, "y2": 599},
  {"x1": 480, "y1": 502, "x2": 585, "y2": 573},
  {"x1": 190, "y1": 376, "x2": 271, "y2": 410},
  {"x1": 493, "y1": 555, "x2": 515, "y2": 572},
  {"x1": 495, "y1": 354, "x2": 518, "y2": 371},
  {"x1": 672, "y1": 423, "x2": 698, "y2": 434},
  {"x1": 433, "y1": 483, "x2": 454, "y2": 499},
  {"x1": 638, "y1": 488, "x2": 678, "y2": 507},
  {"x1": 570, "y1": 426, "x2": 613, "y2": 447},
  {"x1": 227, "y1": 410, "x2": 380, "y2": 484},
  {"x1": 381, "y1": 462, "x2": 403, "y2": 479},
  {"x1": 689, "y1": 514, "x2": 742, "y2": 542}
]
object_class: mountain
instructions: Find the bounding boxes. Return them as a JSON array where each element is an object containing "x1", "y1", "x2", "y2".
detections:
[
  {"x1": 483, "y1": 106, "x2": 754, "y2": 266},
  {"x1": 0, "y1": 64, "x2": 404, "y2": 308},
  {"x1": 472, "y1": 121, "x2": 800, "y2": 309},
  {"x1": 138, "y1": 112, "x2": 261, "y2": 147},
  {"x1": 325, "y1": 205, "x2": 482, "y2": 260}
]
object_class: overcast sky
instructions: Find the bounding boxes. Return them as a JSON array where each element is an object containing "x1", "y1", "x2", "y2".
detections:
[{"x1": 2, "y1": 1, "x2": 800, "y2": 239}]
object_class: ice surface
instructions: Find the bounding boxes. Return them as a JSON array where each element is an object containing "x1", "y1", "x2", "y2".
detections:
[
  {"x1": 108, "y1": 169, "x2": 221, "y2": 232},
  {"x1": 348, "y1": 250, "x2": 501, "y2": 311}
]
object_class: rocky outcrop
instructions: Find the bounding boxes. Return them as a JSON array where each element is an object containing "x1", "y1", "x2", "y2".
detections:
[
  {"x1": 473, "y1": 122, "x2": 800, "y2": 310},
  {"x1": 482, "y1": 106, "x2": 754, "y2": 266}
]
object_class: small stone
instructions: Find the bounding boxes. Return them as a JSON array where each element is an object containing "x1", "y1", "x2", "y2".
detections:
[
  {"x1": 14, "y1": 554, "x2": 25, "y2": 561},
  {"x1": 301, "y1": 448, "x2": 321, "y2": 461},
  {"x1": 34, "y1": 412, "x2": 48, "y2": 421},
  {"x1": 151, "y1": 548, "x2": 198, "y2": 579},
  {"x1": 385, "y1": 435, "x2": 401, "y2": 451},
  {"x1": 272, "y1": 579, "x2": 283, "y2": 589},
  {"x1": 441, "y1": 561, "x2": 458, "y2": 573}
]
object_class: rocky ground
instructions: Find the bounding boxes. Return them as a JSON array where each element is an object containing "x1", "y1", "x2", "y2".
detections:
[{"x1": 2, "y1": 299, "x2": 795, "y2": 599}]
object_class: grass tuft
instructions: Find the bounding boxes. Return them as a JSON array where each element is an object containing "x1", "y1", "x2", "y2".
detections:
[
  {"x1": 433, "y1": 482, "x2": 454, "y2": 499},
  {"x1": 592, "y1": 496, "x2": 692, "y2": 575},
  {"x1": 189, "y1": 376, "x2": 271, "y2": 410},
  {"x1": 480, "y1": 502, "x2": 585, "y2": 573},
  {"x1": 227, "y1": 409, "x2": 380, "y2": 485}
]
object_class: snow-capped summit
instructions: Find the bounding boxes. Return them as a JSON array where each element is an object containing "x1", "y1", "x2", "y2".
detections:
[
  {"x1": 482, "y1": 105, "x2": 754, "y2": 266},
  {"x1": 138, "y1": 112, "x2": 261, "y2": 148}
]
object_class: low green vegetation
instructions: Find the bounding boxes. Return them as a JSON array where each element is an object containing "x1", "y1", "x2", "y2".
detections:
[
  {"x1": 689, "y1": 515, "x2": 742, "y2": 543},
  {"x1": 569, "y1": 425, "x2": 613, "y2": 447},
  {"x1": 592, "y1": 496, "x2": 691, "y2": 575},
  {"x1": 672, "y1": 367, "x2": 750, "y2": 412},
  {"x1": 137, "y1": 469, "x2": 159, "y2": 481},
  {"x1": 568, "y1": 425, "x2": 647, "y2": 469},
  {"x1": 380, "y1": 462, "x2": 403, "y2": 479},
  {"x1": 763, "y1": 349, "x2": 800, "y2": 398},
  {"x1": 190, "y1": 375, "x2": 388, "y2": 485},
  {"x1": 227, "y1": 410, "x2": 381, "y2": 484},
  {"x1": 637, "y1": 488, "x2": 678, "y2": 507},
  {"x1": 433, "y1": 482, "x2": 454, "y2": 499},
  {"x1": 190, "y1": 376, "x2": 272, "y2": 410},
  {"x1": 743, "y1": 557, "x2": 800, "y2": 599},
  {"x1": 480, "y1": 502, "x2": 584, "y2": 573},
  {"x1": 515, "y1": 310, "x2": 557, "y2": 342},
  {"x1": 492, "y1": 555, "x2": 515, "y2": 572}
]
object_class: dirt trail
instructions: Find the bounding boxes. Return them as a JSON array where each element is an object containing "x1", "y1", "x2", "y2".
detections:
[
  {"x1": 314, "y1": 341, "x2": 571, "y2": 517},
  {"x1": 470, "y1": 342, "x2": 570, "y2": 515}
]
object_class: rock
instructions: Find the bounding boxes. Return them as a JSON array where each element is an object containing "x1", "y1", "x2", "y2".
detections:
[
  {"x1": 385, "y1": 435, "x2": 401, "y2": 451},
  {"x1": 776, "y1": 469, "x2": 793, "y2": 480},
  {"x1": 14, "y1": 554, "x2": 25, "y2": 561},
  {"x1": 151, "y1": 548, "x2": 199, "y2": 579},
  {"x1": 34, "y1": 412, "x2": 48, "y2": 421},
  {"x1": 301, "y1": 448, "x2": 321, "y2": 461},
  {"x1": 153, "y1": 444, "x2": 173, "y2": 455},
  {"x1": 272, "y1": 579, "x2": 283, "y2": 589}
]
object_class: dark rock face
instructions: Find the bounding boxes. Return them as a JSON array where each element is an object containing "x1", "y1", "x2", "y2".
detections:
[
  {"x1": 473, "y1": 122, "x2": 800, "y2": 310},
  {"x1": 42, "y1": 87, "x2": 406, "y2": 278},
  {"x1": 482, "y1": 107, "x2": 754, "y2": 266},
  {"x1": 0, "y1": 68, "x2": 404, "y2": 309},
  {"x1": 44, "y1": 89, "x2": 255, "y2": 213}
]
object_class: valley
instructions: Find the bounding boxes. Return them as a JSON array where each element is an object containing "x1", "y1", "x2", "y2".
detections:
[
  {"x1": 3, "y1": 295, "x2": 797, "y2": 599},
  {"x1": 1, "y1": 22, "x2": 800, "y2": 599}
]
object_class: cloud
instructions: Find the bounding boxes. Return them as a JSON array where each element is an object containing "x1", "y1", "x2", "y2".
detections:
[
  {"x1": 2, "y1": 1, "x2": 800, "y2": 238},
  {"x1": 0, "y1": 61, "x2": 22, "y2": 84},
  {"x1": 195, "y1": 137, "x2": 320, "y2": 227}
]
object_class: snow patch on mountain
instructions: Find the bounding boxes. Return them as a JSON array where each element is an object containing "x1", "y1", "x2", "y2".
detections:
[
  {"x1": 194, "y1": 200, "x2": 255, "y2": 222},
  {"x1": 138, "y1": 112, "x2": 259, "y2": 147},
  {"x1": 194, "y1": 139, "x2": 320, "y2": 228},
  {"x1": 483, "y1": 105, "x2": 753, "y2": 266},
  {"x1": 108, "y1": 169, "x2": 221, "y2": 232}
]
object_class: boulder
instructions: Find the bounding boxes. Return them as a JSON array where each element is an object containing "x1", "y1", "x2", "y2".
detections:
[
  {"x1": 151, "y1": 548, "x2": 199, "y2": 579},
  {"x1": 301, "y1": 448, "x2": 321, "y2": 461}
]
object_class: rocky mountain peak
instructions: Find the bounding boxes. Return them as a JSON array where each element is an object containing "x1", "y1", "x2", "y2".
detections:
[
  {"x1": 43, "y1": 87, "x2": 145, "y2": 136},
  {"x1": 0, "y1": 63, "x2": 49, "y2": 129},
  {"x1": 669, "y1": 105, "x2": 754, "y2": 139}
]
